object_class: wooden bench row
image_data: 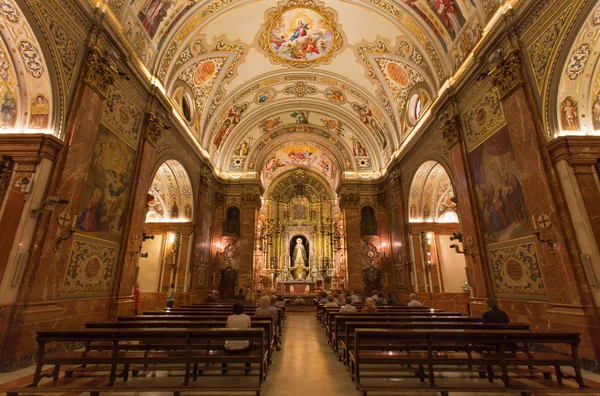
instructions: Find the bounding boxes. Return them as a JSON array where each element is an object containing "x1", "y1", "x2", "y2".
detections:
[
  {"x1": 7, "y1": 328, "x2": 267, "y2": 396},
  {"x1": 350, "y1": 328, "x2": 586, "y2": 396}
]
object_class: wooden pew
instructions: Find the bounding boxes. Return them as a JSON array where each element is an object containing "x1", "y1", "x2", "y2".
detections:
[
  {"x1": 326, "y1": 311, "x2": 463, "y2": 347},
  {"x1": 351, "y1": 328, "x2": 585, "y2": 396},
  {"x1": 331, "y1": 315, "x2": 481, "y2": 361},
  {"x1": 85, "y1": 319, "x2": 275, "y2": 366},
  {"x1": 341, "y1": 321, "x2": 530, "y2": 367},
  {"x1": 7, "y1": 328, "x2": 266, "y2": 396}
]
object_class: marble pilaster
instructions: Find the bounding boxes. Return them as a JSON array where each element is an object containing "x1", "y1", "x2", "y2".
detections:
[{"x1": 340, "y1": 194, "x2": 362, "y2": 292}]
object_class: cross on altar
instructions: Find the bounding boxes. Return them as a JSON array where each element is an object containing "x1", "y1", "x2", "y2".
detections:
[
  {"x1": 537, "y1": 214, "x2": 551, "y2": 229},
  {"x1": 57, "y1": 212, "x2": 71, "y2": 227}
]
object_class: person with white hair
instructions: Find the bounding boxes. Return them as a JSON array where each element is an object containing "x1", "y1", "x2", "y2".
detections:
[
  {"x1": 361, "y1": 297, "x2": 378, "y2": 313},
  {"x1": 407, "y1": 293, "x2": 422, "y2": 307}
]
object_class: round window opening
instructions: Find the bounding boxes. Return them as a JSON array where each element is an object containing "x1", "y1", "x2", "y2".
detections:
[
  {"x1": 182, "y1": 94, "x2": 193, "y2": 123},
  {"x1": 408, "y1": 93, "x2": 422, "y2": 126}
]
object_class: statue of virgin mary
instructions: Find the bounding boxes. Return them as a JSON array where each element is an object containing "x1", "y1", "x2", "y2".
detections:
[{"x1": 292, "y1": 238, "x2": 307, "y2": 280}]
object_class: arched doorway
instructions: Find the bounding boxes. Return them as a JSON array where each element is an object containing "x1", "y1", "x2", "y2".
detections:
[
  {"x1": 408, "y1": 161, "x2": 466, "y2": 297},
  {"x1": 137, "y1": 159, "x2": 194, "y2": 309}
]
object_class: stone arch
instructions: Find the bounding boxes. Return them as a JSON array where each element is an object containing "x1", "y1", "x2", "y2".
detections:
[
  {"x1": 408, "y1": 160, "x2": 457, "y2": 223},
  {"x1": 146, "y1": 159, "x2": 194, "y2": 223}
]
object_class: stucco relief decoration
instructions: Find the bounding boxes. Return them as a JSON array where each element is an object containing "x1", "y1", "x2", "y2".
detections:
[
  {"x1": 19, "y1": 41, "x2": 43, "y2": 78},
  {"x1": 593, "y1": 6, "x2": 600, "y2": 26},
  {"x1": 258, "y1": 116, "x2": 283, "y2": 133},
  {"x1": 103, "y1": 86, "x2": 142, "y2": 146},
  {"x1": 560, "y1": 96, "x2": 580, "y2": 131},
  {"x1": 377, "y1": 58, "x2": 424, "y2": 117},
  {"x1": 462, "y1": 89, "x2": 505, "y2": 150},
  {"x1": 488, "y1": 241, "x2": 547, "y2": 298},
  {"x1": 0, "y1": 0, "x2": 19, "y2": 22},
  {"x1": 566, "y1": 43, "x2": 590, "y2": 81},
  {"x1": 61, "y1": 237, "x2": 118, "y2": 296},
  {"x1": 324, "y1": 87, "x2": 345, "y2": 104},
  {"x1": 178, "y1": 57, "x2": 226, "y2": 122},
  {"x1": 256, "y1": 0, "x2": 344, "y2": 68},
  {"x1": 283, "y1": 81, "x2": 318, "y2": 97},
  {"x1": 361, "y1": 240, "x2": 381, "y2": 269}
]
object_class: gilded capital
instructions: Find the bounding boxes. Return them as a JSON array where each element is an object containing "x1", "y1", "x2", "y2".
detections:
[
  {"x1": 82, "y1": 47, "x2": 118, "y2": 99},
  {"x1": 339, "y1": 194, "x2": 359, "y2": 209},
  {"x1": 241, "y1": 193, "x2": 261, "y2": 208},
  {"x1": 441, "y1": 113, "x2": 461, "y2": 148},
  {"x1": 143, "y1": 112, "x2": 166, "y2": 148},
  {"x1": 489, "y1": 49, "x2": 524, "y2": 100}
]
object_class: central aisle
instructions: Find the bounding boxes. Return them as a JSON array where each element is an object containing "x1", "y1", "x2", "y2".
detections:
[{"x1": 262, "y1": 312, "x2": 360, "y2": 396}]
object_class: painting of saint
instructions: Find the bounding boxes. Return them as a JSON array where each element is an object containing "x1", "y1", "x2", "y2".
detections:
[
  {"x1": 352, "y1": 103, "x2": 388, "y2": 150},
  {"x1": 560, "y1": 97, "x2": 580, "y2": 131},
  {"x1": 137, "y1": 0, "x2": 172, "y2": 38},
  {"x1": 324, "y1": 88, "x2": 345, "y2": 104},
  {"x1": 0, "y1": 86, "x2": 16, "y2": 128},
  {"x1": 430, "y1": 0, "x2": 466, "y2": 39},
  {"x1": 212, "y1": 103, "x2": 248, "y2": 149},
  {"x1": 76, "y1": 126, "x2": 135, "y2": 241},
  {"x1": 268, "y1": 8, "x2": 333, "y2": 62},
  {"x1": 469, "y1": 127, "x2": 529, "y2": 244},
  {"x1": 233, "y1": 137, "x2": 251, "y2": 156},
  {"x1": 29, "y1": 95, "x2": 49, "y2": 129},
  {"x1": 255, "y1": 88, "x2": 276, "y2": 104},
  {"x1": 351, "y1": 137, "x2": 368, "y2": 157},
  {"x1": 290, "y1": 111, "x2": 309, "y2": 124}
]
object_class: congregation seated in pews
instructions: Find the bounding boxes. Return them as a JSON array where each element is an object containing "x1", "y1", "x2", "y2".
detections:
[
  {"x1": 315, "y1": 291, "x2": 589, "y2": 396},
  {"x1": 6, "y1": 293, "x2": 285, "y2": 396}
]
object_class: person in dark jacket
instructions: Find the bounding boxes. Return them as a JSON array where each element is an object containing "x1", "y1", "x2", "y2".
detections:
[
  {"x1": 482, "y1": 297, "x2": 510, "y2": 323},
  {"x1": 386, "y1": 292, "x2": 399, "y2": 305},
  {"x1": 234, "y1": 288, "x2": 246, "y2": 300}
]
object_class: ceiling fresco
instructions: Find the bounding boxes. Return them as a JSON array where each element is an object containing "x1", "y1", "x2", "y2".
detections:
[{"x1": 110, "y1": 0, "x2": 503, "y2": 183}]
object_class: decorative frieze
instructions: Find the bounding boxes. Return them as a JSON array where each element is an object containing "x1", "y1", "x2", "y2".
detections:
[
  {"x1": 441, "y1": 113, "x2": 461, "y2": 147},
  {"x1": 339, "y1": 194, "x2": 360, "y2": 209},
  {"x1": 241, "y1": 193, "x2": 261, "y2": 208},
  {"x1": 489, "y1": 50, "x2": 525, "y2": 100},
  {"x1": 142, "y1": 112, "x2": 167, "y2": 148}
]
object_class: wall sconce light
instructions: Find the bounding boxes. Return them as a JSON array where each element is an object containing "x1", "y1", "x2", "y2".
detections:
[{"x1": 381, "y1": 241, "x2": 388, "y2": 259}]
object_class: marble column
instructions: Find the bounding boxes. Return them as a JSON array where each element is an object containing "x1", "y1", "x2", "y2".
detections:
[
  {"x1": 389, "y1": 176, "x2": 413, "y2": 292},
  {"x1": 409, "y1": 231, "x2": 427, "y2": 292},
  {"x1": 111, "y1": 113, "x2": 162, "y2": 315},
  {"x1": 208, "y1": 193, "x2": 225, "y2": 291},
  {"x1": 340, "y1": 193, "x2": 362, "y2": 292},
  {"x1": 442, "y1": 114, "x2": 490, "y2": 298},
  {"x1": 375, "y1": 192, "x2": 392, "y2": 291},
  {"x1": 238, "y1": 193, "x2": 260, "y2": 292},
  {"x1": 490, "y1": 49, "x2": 600, "y2": 360},
  {"x1": 5, "y1": 47, "x2": 117, "y2": 359},
  {"x1": 189, "y1": 175, "x2": 210, "y2": 293}
]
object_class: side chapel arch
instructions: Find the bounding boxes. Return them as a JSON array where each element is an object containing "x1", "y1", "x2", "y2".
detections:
[
  {"x1": 408, "y1": 160, "x2": 457, "y2": 223},
  {"x1": 146, "y1": 159, "x2": 194, "y2": 223}
]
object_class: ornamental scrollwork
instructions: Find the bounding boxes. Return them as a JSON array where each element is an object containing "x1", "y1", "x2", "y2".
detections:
[{"x1": 82, "y1": 47, "x2": 118, "y2": 99}]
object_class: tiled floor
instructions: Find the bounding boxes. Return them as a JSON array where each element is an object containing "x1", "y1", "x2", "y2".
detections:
[{"x1": 1, "y1": 312, "x2": 600, "y2": 395}]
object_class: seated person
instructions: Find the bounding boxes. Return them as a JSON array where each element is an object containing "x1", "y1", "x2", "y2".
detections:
[
  {"x1": 339, "y1": 297, "x2": 357, "y2": 313},
  {"x1": 386, "y1": 292, "x2": 399, "y2": 305},
  {"x1": 375, "y1": 291, "x2": 387, "y2": 305},
  {"x1": 371, "y1": 290, "x2": 379, "y2": 300},
  {"x1": 350, "y1": 290, "x2": 360, "y2": 303},
  {"x1": 269, "y1": 295, "x2": 279, "y2": 309},
  {"x1": 204, "y1": 291, "x2": 217, "y2": 303},
  {"x1": 325, "y1": 294, "x2": 338, "y2": 307},
  {"x1": 223, "y1": 303, "x2": 252, "y2": 374},
  {"x1": 234, "y1": 288, "x2": 246, "y2": 300},
  {"x1": 407, "y1": 293, "x2": 422, "y2": 307},
  {"x1": 482, "y1": 297, "x2": 510, "y2": 323},
  {"x1": 361, "y1": 297, "x2": 378, "y2": 313},
  {"x1": 318, "y1": 291, "x2": 328, "y2": 304},
  {"x1": 255, "y1": 295, "x2": 281, "y2": 350}
]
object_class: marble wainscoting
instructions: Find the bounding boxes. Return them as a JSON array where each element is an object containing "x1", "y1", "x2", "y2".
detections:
[{"x1": 0, "y1": 297, "x2": 115, "y2": 372}]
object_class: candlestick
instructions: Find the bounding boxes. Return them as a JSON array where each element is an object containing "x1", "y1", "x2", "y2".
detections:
[{"x1": 531, "y1": 215, "x2": 538, "y2": 232}]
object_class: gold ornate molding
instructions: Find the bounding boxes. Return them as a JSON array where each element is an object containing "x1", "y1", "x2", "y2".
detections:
[
  {"x1": 339, "y1": 194, "x2": 359, "y2": 209},
  {"x1": 82, "y1": 47, "x2": 118, "y2": 99},
  {"x1": 489, "y1": 49, "x2": 525, "y2": 100},
  {"x1": 441, "y1": 113, "x2": 461, "y2": 148},
  {"x1": 241, "y1": 193, "x2": 261, "y2": 208},
  {"x1": 142, "y1": 113, "x2": 166, "y2": 148}
]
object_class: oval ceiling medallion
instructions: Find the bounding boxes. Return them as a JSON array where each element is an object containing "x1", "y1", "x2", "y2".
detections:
[{"x1": 257, "y1": 0, "x2": 345, "y2": 68}]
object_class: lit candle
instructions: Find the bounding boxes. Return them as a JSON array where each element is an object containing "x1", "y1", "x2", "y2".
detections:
[{"x1": 531, "y1": 215, "x2": 538, "y2": 232}]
